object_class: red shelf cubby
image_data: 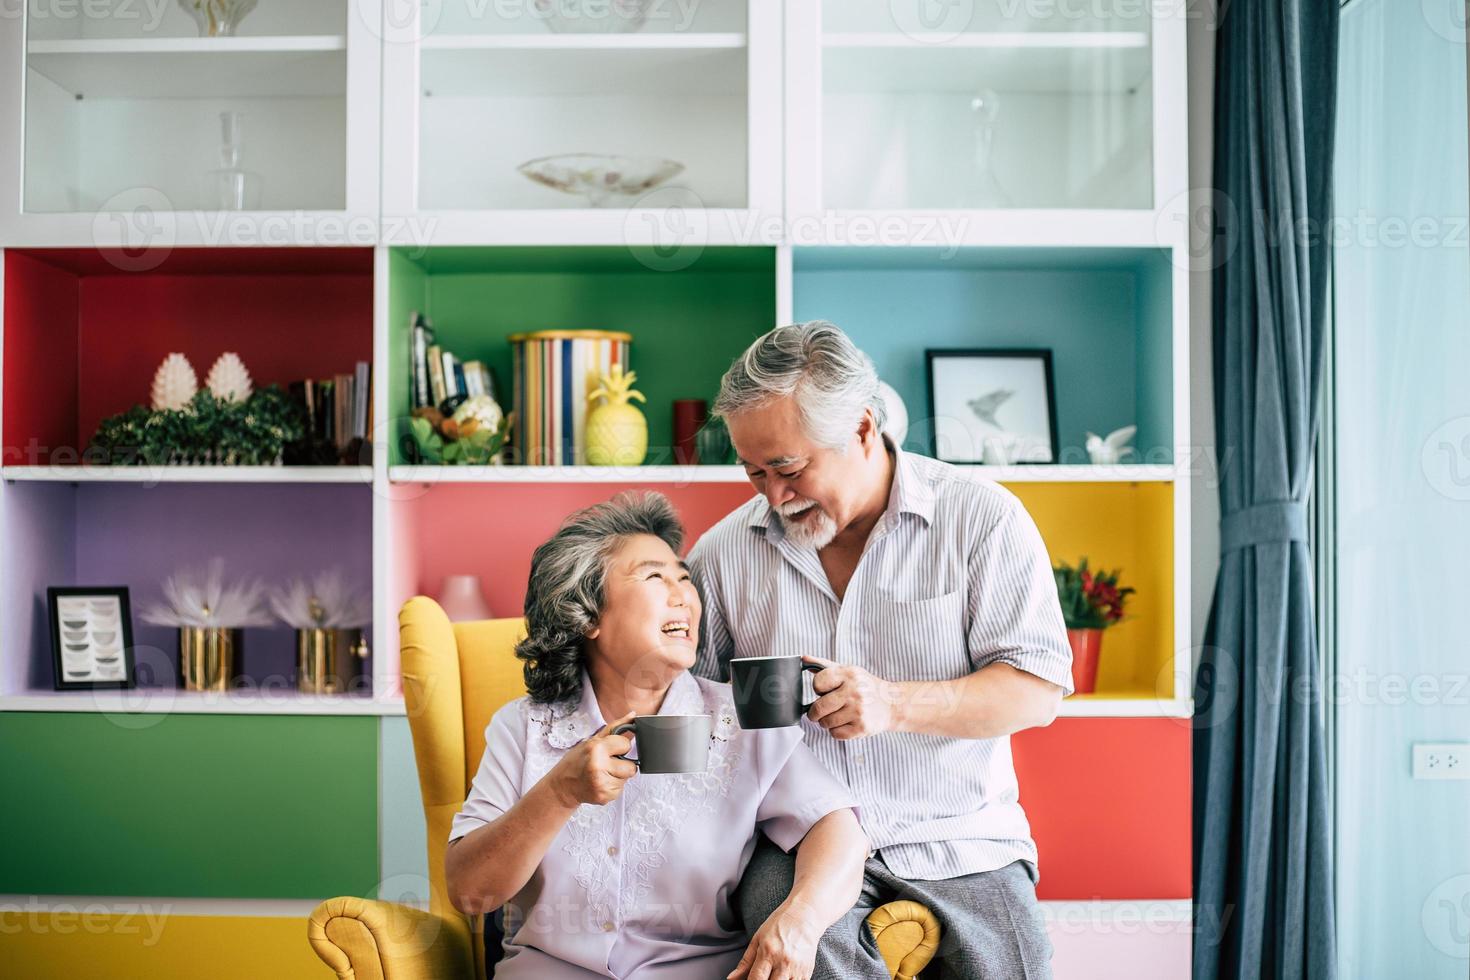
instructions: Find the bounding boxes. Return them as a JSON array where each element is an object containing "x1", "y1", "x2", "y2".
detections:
[{"x1": 2, "y1": 247, "x2": 373, "y2": 466}]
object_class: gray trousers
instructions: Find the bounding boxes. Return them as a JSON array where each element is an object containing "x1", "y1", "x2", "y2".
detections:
[{"x1": 736, "y1": 834, "x2": 1053, "y2": 980}]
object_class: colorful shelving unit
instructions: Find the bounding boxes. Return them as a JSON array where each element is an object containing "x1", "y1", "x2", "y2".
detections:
[{"x1": 0, "y1": 0, "x2": 1192, "y2": 977}]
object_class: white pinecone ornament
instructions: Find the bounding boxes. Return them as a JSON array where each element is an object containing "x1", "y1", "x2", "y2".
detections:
[
  {"x1": 150, "y1": 353, "x2": 198, "y2": 411},
  {"x1": 205, "y1": 352, "x2": 253, "y2": 403}
]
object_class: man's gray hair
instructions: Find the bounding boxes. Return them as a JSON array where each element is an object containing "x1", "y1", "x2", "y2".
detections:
[
  {"x1": 515, "y1": 491, "x2": 685, "y2": 704},
  {"x1": 712, "y1": 320, "x2": 886, "y2": 451}
]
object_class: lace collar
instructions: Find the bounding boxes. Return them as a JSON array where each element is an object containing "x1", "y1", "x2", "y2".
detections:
[{"x1": 534, "y1": 668, "x2": 709, "y2": 750}]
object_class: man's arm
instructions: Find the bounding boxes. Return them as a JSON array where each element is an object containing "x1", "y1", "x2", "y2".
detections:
[
  {"x1": 807, "y1": 497, "x2": 1072, "y2": 740},
  {"x1": 894, "y1": 663, "x2": 1063, "y2": 737},
  {"x1": 688, "y1": 534, "x2": 735, "y2": 681},
  {"x1": 806, "y1": 658, "x2": 1062, "y2": 740}
]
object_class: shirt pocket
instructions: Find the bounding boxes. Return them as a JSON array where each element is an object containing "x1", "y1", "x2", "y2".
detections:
[{"x1": 870, "y1": 590, "x2": 969, "y2": 681}]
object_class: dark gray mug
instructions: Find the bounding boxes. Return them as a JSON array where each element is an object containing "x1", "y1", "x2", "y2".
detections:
[
  {"x1": 611, "y1": 715, "x2": 712, "y2": 774},
  {"x1": 730, "y1": 656, "x2": 824, "y2": 729}
]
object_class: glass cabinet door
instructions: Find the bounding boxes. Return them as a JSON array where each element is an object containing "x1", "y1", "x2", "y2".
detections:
[
  {"x1": 18, "y1": 0, "x2": 365, "y2": 215},
  {"x1": 400, "y1": 0, "x2": 758, "y2": 213},
  {"x1": 800, "y1": 0, "x2": 1155, "y2": 211}
]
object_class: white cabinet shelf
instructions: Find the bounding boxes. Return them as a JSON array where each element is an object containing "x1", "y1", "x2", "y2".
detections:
[
  {"x1": 0, "y1": 690, "x2": 406, "y2": 716},
  {"x1": 1, "y1": 466, "x2": 373, "y2": 484},
  {"x1": 26, "y1": 36, "x2": 347, "y2": 99},
  {"x1": 389, "y1": 464, "x2": 748, "y2": 484},
  {"x1": 420, "y1": 33, "x2": 746, "y2": 50},
  {"x1": 825, "y1": 46, "x2": 1149, "y2": 98},
  {"x1": 387, "y1": 463, "x2": 1176, "y2": 485},
  {"x1": 822, "y1": 32, "x2": 1150, "y2": 94},
  {"x1": 421, "y1": 43, "x2": 746, "y2": 98},
  {"x1": 822, "y1": 32, "x2": 1150, "y2": 48},
  {"x1": 1059, "y1": 694, "x2": 1193, "y2": 718}
]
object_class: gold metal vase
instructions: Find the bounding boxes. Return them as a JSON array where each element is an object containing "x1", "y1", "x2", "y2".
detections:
[
  {"x1": 296, "y1": 628, "x2": 368, "y2": 695},
  {"x1": 178, "y1": 627, "x2": 242, "y2": 691}
]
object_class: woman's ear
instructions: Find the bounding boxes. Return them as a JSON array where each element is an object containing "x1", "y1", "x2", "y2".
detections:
[{"x1": 586, "y1": 624, "x2": 601, "y2": 640}]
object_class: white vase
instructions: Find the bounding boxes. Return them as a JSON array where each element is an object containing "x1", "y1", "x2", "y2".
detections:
[{"x1": 436, "y1": 575, "x2": 493, "y2": 621}]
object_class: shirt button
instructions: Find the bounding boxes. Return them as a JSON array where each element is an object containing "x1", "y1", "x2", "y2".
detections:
[
  {"x1": 603, "y1": 921, "x2": 615, "y2": 932},
  {"x1": 607, "y1": 846, "x2": 618, "y2": 856},
  {"x1": 854, "y1": 754, "x2": 866, "y2": 765}
]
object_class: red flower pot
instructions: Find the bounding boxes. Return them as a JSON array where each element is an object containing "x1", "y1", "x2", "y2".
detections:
[{"x1": 1067, "y1": 628, "x2": 1104, "y2": 694}]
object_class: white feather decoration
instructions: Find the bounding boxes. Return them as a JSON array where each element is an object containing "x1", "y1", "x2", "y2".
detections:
[
  {"x1": 269, "y1": 568, "x2": 372, "y2": 629},
  {"x1": 1085, "y1": 425, "x2": 1138, "y2": 465},
  {"x1": 150, "y1": 353, "x2": 198, "y2": 411},
  {"x1": 205, "y1": 352, "x2": 253, "y2": 403},
  {"x1": 140, "y1": 556, "x2": 275, "y2": 627}
]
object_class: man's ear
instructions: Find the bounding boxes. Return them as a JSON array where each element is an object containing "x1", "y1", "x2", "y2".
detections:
[{"x1": 856, "y1": 409, "x2": 881, "y2": 452}]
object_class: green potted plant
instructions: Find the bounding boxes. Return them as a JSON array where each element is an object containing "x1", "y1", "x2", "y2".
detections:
[
  {"x1": 89, "y1": 386, "x2": 305, "y2": 466},
  {"x1": 1053, "y1": 558, "x2": 1135, "y2": 695}
]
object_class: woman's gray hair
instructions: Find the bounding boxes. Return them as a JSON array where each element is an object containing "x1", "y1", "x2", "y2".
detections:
[
  {"x1": 712, "y1": 320, "x2": 886, "y2": 451},
  {"x1": 515, "y1": 490, "x2": 685, "y2": 704}
]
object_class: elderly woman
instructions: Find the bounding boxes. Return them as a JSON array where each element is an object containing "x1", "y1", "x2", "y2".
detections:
[{"x1": 446, "y1": 491, "x2": 867, "y2": 980}]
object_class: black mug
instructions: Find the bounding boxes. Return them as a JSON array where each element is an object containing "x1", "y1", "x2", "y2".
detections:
[
  {"x1": 730, "y1": 656, "x2": 824, "y2": 729},
  {"x1": 611, "y1": 715, "x2": 711, "y2": 774}
]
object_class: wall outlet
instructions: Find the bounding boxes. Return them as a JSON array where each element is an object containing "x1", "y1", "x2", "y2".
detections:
[{"x1": 1412, "y1": 743, "x2": 1470, "y2": 780}]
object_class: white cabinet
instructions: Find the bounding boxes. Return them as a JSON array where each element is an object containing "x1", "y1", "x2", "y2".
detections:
[
  {"x1": 0, "y1": 0, "x2": 382, "y2": 246},
  {"x1": 381, "y1": 0, "x2": 781, "y2": 245},
  {"x1": 785, "y1": 0, "x2": 1187, "y2": 246}
]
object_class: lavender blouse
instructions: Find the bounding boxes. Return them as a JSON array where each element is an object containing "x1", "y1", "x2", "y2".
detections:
[{"x1": 449, "y1": 669, "x2": 859, "y2": 979}]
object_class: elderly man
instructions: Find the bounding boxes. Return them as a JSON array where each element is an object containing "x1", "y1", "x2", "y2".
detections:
[{"x1": 688, "y1": 321, "x2": 1074, "y2": 979}]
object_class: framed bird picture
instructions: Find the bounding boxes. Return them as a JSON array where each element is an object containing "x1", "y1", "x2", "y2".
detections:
[
  {"x1": 47, "y1": 586, "x2": 136, "y2": 690},
  {"x1": 926, "y1": 349, "x2": 1058, "y2": 464}
]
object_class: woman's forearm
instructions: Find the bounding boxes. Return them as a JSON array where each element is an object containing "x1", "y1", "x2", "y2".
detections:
[
  {"x1": 778, "y1": 809, "x2": 868, "y2": 930},
  {"x1": 446, "y1": 779, "x2": 578, "y2": 916}
]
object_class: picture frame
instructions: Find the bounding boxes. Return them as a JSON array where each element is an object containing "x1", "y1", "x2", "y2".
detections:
[
  {"x1": 47, "y1": 586, "x2": 136, "y2": 690},
  {"x1": 926, "y1": 349, "x2": 1059, "y2": 464}
]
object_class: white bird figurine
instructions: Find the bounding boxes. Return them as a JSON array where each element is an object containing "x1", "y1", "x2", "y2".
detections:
[{"x1": 1086, "y1": 425, "x2": 1138, "y2": 465}]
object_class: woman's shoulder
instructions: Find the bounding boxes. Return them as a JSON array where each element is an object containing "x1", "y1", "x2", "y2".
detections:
[
  {"x1": 487, "y1": 695, "x2": 575, "y2": 741},
  {"x1": 483, "y1": 696, "x2": 531, "y2": 742},
  {"x1": 482, "y1": 694, "x2": 590, "y2": 765}
]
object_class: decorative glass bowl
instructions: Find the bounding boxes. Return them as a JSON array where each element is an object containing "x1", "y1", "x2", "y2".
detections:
[
  {"x1": 517, "y1": 154, "x2": 684, "y2": 207},
  {"x1": 533, "y1": 0, "x2": 649, "y2": 34},
  {"x1": 177, "y1": 0, "x2": 258, "y2": 37}
]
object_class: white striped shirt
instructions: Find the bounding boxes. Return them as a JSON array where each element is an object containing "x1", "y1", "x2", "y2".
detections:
[{"x1": 689, "y1": 440, "x2": 1074, "y2": 882}]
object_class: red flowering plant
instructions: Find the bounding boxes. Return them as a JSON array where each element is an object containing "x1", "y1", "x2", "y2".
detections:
[{"x1": 1053, "y1": 558, "x2": 1135, "y2": 630}]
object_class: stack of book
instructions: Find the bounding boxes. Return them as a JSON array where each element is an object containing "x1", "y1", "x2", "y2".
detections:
[
  {"x1": 409, "y1": 312, "x2": 497, "y2": 411},
  {"x1": 288, "y1": 361, "x2": 372, "y2": 463}
]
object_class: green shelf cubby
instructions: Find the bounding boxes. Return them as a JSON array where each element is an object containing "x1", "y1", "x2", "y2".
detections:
[
  {"x1": 388, "y1": 246, "x2": 778, "y2": 466},
  {"x1": 0, "y1": 713, "x2": 379, "y2": 899}
]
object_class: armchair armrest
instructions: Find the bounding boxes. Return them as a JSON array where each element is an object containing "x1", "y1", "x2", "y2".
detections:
[
  {"x1": 308, "y1": 896, "x2": 475, "y2": 980},
  {"x1": 307, "y1": 895, "x2": 936, "y2": 980},
  {"x1": 867, "y1": 900, "x2": 941, "y2": 980}
]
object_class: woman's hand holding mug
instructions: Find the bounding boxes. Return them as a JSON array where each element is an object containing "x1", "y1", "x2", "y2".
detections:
[{"x1": 548, "y1": 712, "x2": 638, "y2": 808}]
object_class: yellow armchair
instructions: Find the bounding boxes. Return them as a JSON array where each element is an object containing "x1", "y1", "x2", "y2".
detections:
[{"x1": 309, "y1": 597, "x2": 939, "y2": 980}]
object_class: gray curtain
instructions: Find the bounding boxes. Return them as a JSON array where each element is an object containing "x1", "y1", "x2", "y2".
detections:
[{"x1": 1193, "y1": 0, "x2": 1338, "y2": 978}]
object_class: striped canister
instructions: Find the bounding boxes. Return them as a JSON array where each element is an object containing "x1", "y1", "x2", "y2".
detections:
[{"x1": 510, "y1": 330, "x2": 633, "y2": 466}]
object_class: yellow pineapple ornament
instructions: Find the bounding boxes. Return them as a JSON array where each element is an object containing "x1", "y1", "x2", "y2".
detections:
[{"x1": 585, "y1": 365, "x2": 648, "y2": 466}]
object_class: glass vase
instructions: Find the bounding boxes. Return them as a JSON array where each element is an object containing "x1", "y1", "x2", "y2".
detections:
[
  {"x1": 969, "y1": 89, "x2": 1013, "y2": 208},
  {"x1": 203, "y1": 110, "x2": 263, "y2": 210}
]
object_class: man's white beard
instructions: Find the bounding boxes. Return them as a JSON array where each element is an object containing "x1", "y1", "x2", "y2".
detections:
[{"x1": 776, "y1": 500, "x2": 839, "y2": 550}]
